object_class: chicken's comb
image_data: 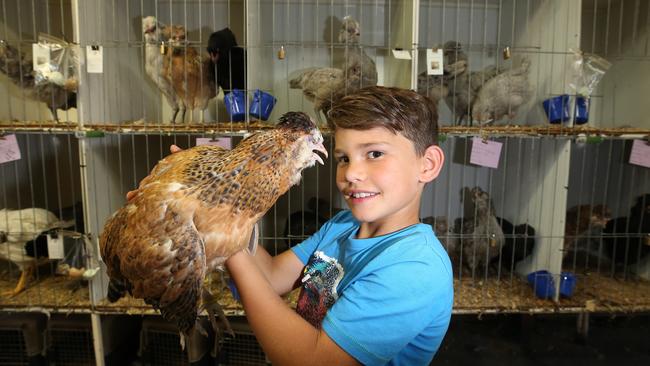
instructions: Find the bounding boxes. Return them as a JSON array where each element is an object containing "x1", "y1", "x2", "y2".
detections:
[{"x1": 277, "y1": 111, "x2": 316, "y2": 132}]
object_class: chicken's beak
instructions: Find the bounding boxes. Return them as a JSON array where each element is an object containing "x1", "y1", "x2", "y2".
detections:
[{"x1": 312, "y1": 142, "x2": 328, "y2": 165}]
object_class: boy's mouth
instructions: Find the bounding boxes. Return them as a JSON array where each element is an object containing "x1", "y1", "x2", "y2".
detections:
[{"x1": 345, "y1": 191, "x2": 379, "y2": 201}]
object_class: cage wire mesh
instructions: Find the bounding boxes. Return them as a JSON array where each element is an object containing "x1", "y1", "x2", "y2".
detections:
[
  {"x1": 47, "y1": 315, "x2": 95, "y2": 366},
  {"x1": 0, "y1": 327, "x2": 29, "y2": 365}
]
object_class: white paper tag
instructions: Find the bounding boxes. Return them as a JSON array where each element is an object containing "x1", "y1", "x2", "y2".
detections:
[
  {"x1": 0, "y1": 134, "x2": 22, "y2": 164},
  {"x1": 392, "y1": 49, "x2": 412, "y2": 60},
  {"x1": 86, "y1": 45, "x2": 103, "y2": 73},
  {"x1": 47, "y1": 233, "x2": 65, "y2": 259},
  {"x1": 32, "y1": 43, "x2": 51, "y2": 71},
  {"x1": 426, "y1": 48, "x2": 444, "y2": 75},
  {"x1": 196, "y1": 137, "x2": 232, "y2": 149},
  {"x1": 629, "y1": 139, "x2": 650, "y2": 168}
]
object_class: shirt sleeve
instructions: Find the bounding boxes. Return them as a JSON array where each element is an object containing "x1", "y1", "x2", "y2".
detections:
[{"x1": 322, "y1": 241, "x2": 453, "y2": 366}]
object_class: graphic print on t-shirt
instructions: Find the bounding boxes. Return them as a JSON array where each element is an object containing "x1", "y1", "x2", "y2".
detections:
[{"x1": 295, "y1": 251, "x2": 344, "y2": 327}]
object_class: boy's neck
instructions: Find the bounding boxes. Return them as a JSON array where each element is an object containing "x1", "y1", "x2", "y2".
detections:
[{"x1": 355, "y1": 212, "x2": 421, "y2": 239}]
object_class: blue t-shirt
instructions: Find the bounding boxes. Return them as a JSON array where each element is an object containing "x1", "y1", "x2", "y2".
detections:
[{"x1": 291, "y1": 210, "x2": 453, "y2": 366}]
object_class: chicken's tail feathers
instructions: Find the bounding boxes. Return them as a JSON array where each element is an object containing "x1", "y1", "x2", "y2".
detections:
[{"x1": 107, "y1": 278, "x2": 128, "y2": 302}]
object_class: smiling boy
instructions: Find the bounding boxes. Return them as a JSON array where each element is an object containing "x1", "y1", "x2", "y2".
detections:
[{"x1": 226, "y1": 86, "x2": 453, "y2": 365}]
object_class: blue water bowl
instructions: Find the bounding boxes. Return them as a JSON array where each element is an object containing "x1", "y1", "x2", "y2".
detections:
[
  {"x1": 574, "y1": 96, "x2": 590, "y2": 125},
  {"x1": 559, "y1": 272, "x2": 577, "y2": 297},
  {"x1": 250, "y1": 89, "x2": 277, "y2": 121},
  {"x1": 542, "y1": 95, "x2": 571, "y2": 124},
  {"x1": 526, "y1": 270, "x2": 556, "y2": 299},
  {"x1": 224, "y1": 89, "x2": 247, "y2": 122}
]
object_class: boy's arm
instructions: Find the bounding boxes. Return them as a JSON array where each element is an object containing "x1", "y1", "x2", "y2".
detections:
[
  {"x1": 226, "y1": 251, "x2": 361, "y2": 366},
  {"x1": 248, "y1": 245, "x2": 303, "y2": 295}
]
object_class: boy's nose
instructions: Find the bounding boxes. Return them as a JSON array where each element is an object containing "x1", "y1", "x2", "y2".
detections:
[{"x1": 342, "y1": 162, "x2": 365, "y2": 182}]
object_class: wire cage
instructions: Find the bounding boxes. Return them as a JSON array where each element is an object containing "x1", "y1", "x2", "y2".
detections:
[
  {"x1": 47, "y1": 314, "x2": 96, "y2": 366},
  {"x1": 0, "y1": 313, "x2": 47, "y2": 366},
  {"x1": 139, "y1": 316, "x2": 214, "y2": 366},
  {"x1": 217, "y1": 317, "x2": 268, "y2": 366}
]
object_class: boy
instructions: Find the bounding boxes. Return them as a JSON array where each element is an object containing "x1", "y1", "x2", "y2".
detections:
[{"x1": 226, "y1": 86, "x2": 453, "y2": 365}]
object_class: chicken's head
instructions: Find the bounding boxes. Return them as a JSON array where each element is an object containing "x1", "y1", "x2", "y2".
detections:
[
  {"x1": 142, "y1": 16, "x2": 158, "y2": 36},
  {"x1": 338, "y1": 16, "x2": 361, "y2": 44},
  {"x1": 277, "y1": 111, "x2": 328, "y2": 185}
]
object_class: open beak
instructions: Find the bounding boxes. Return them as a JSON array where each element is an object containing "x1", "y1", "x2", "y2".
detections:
[{"x1": 312, "y1": 142, "x2": 328, "y2": 165}]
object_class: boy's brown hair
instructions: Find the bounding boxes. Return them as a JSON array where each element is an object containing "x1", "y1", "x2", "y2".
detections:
[{"x1": 327, "y1": 86, "x2": 439, "y2": 156}]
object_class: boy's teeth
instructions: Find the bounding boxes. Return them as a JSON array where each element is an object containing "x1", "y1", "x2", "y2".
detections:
[{"x1": 352, "y1": 192, "x2": 375, "y2": 198}]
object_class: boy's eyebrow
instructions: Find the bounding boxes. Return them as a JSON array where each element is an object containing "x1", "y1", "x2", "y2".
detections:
[{"x1": 334, "y1": 142, "x2": 390, "y2": 154}]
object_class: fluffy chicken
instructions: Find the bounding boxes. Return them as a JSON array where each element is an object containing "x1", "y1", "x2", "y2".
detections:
[
  {"x1": 445, "y1": 63, "x2": 500, "y2": 125},
  {"x1": 472, "y1": 57, "x2": 532, "y2": 124},
  {"x1": 604, "y1": 194, "x2": 650, "y2": 270},
  {"x1": 289, "y1": 16, "x2": 376, "y2": 123},
  {"x1": 100, "y1": 112, "x2": 327, "y2": 345},
  {"x1": 163, "y1": 25, "x2": 217, "y2": 123},
  {"x1": 142, "y1": 16, "x2": 181, "y2": 123},
  {"x1": 454, "y1": 187, "x2": 505, "y2": 274},
  {"x1": 0, "y1": 40, "x2": 77, "y2": 122},
  {"x1": 417, "y1": 60, "x2": 468, "y2": 107}
]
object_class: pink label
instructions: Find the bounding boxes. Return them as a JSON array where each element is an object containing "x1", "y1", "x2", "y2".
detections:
[
  {"x1": 470, "y1": 137, "x2": 502, "y2": 169},
  {"x1": 0, "y1": 134, "x2": 22, "y2": 164},
  {"x1": 629, "y1": 139, "x2": 650, "y2": 168},
  {"x1": 196, "y1": 137, "x2": 232, "y2": 149}
]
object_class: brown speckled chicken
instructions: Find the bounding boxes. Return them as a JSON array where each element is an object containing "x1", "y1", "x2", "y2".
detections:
[
  {"x1": 417, "y1": 60, "x2": 468, "y2": 108},
  {"x1": 100, "y1": 112, "x2": 327, "y2": 344}
]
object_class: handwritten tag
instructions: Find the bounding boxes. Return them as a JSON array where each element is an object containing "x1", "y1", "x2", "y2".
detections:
[
  {"x1": 196, "y1": 137, "x2": 232, "y2": 149},
  {"x1": 629, "y1": 139, "x2": 650, "y2": 168},
  {"x1": 47, "y1": 233, "x2": 65, "y2": 259},
  {"x1": 426, "y1": 48, "x2": 444, "y2": 75},
  {"x1": 86, "y1": 45, "x2": 103, "y2": 73},
  {"x1": 470, "y1": 137, "x2": 502, "y2": 169},
  {"x1": 392, "y1": 49, "x2": 412, "y2": 60},
  {"x1": 0, "y1": 134, "x2": 22, "y2": 164}
]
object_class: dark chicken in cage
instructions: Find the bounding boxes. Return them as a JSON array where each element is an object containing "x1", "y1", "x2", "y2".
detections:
[
  {"x1": 0, "y1": 37, "x2": 78, "y2": 122},
  {"x1": 100, "y1": 112, "x2": 327, "y2": 348}
]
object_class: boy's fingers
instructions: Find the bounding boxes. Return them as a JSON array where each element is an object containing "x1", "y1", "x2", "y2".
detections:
[{"x1": 170, "y1": 144, "x2": 183, "y2": 154}]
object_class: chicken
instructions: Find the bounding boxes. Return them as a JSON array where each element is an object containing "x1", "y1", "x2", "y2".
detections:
[
  {"x1": 472, "y1": 57, "x2": 532, "y2": 124},
  {"x1": 289, "y1": 16, "x2": 376, "y2": 124},
  {"x1": 0, "y1": 39, "x2": 77, "y2": 122},
  {"x1": 163, "y1": 25, "x2": 217, "y2": 123},
  {"x1": 563, "y1": 204, "x2": 611, "y2": 261},
  {"x1": 0, "y1": 208, "x2": 73, "y2": 296},
  {"x1": 142, "y1": 16, "x2": 182, "y2": 123},
  {"x1": 495, "y1": 217, "x2": 536, "y2": 271},
  {"x1": 99, "y1": 112, "x2": 327, "y2": 346},
  {"x1": 422, "y1": 216, "x2": 458, "y2": 265},
  {"x1": 445, "y1": 63, "x2": 500, "y2": 125},
  {"x1": 443, "y1": 41, "x2": 468, "y2": 66},
  {"x1": 454, "y1": 187, "x2": 505, "y2": 274},
  {"x1": 604, "y1": 194, "x2": 650, "y2": 270},
  {"x1": 417, "y1": 60, "x2": 468, "y2": 108}
]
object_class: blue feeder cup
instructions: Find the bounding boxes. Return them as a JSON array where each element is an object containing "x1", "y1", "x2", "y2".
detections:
[
  {"x1": 574, "y1": 96, "x2": 589, "y2": 125},
  {"x1": 526, "y1": 270, "x2": 556, "y2": 299},
  {"x1": 559, "y1": 272, "x2": 577, "y2": 297},
  {"x1": 250, "y1": 89, "x2": 277, "y2": 121},
  {"x1": 224, "y1": 89, "x2": 247, "y2": 122},
  {"x1": 542, "y1": 94, "x2": 571, "y2": 124}
]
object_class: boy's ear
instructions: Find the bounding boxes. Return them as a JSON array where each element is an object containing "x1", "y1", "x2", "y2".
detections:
[{"x1": 419, "y1": 145, "x2": 444, "y2": 183}]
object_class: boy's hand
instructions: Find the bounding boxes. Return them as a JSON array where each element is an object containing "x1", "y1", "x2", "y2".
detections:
[{"x1": 125, "y1": 144, "x2": 184, "y2": 201}]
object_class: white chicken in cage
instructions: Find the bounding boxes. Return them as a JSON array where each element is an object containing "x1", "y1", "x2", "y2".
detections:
[{"x1": 0, "y1": 208, "x2": 74, "y2": 296}]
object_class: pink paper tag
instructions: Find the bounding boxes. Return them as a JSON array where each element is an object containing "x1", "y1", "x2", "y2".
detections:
[
  {"x1": 196, "y1": 137, "x2": 232, "y2": 150},
  {"x1": 629, "y1": 139, "x2": 650, "y2": 168},
  {"x1": 470, "y1": 137, "x2": 502, "y2": 169},
  {"x1": 0, "y1": 134, "x2": 22, "y2": 164}
]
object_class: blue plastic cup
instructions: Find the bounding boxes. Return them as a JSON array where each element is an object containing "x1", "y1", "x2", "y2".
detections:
[
  {"x1": 542, "y1": 95, "x2": 571, "y2": 124},
  {"x1": 526, "y1": 270, "x2": 556, "y2": 299},
  {"x1": 574, "y1": 96, "x2": 589, "y2": 125},
  {"x1": 224, "y1": 89, "x2": 247, "y2": 122},
  {"x1": 250, "y1": 89, "x2": 277, "y2": 121},
  {"x1": 559, "y1": 272, "x2": 577, "y2": 297}
]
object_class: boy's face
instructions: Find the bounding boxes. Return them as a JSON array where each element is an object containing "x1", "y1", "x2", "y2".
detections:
[{"x1": 334, "y1": 126, "x2": 440, "y2": 235}]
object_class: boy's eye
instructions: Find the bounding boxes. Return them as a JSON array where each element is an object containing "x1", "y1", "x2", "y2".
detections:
[
  {"x1": 367, "y1": 151, "x2": 383, "y2": 159},
  {"x1": 336, "y1": 156, "x2": 349, "y2": 164}
]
